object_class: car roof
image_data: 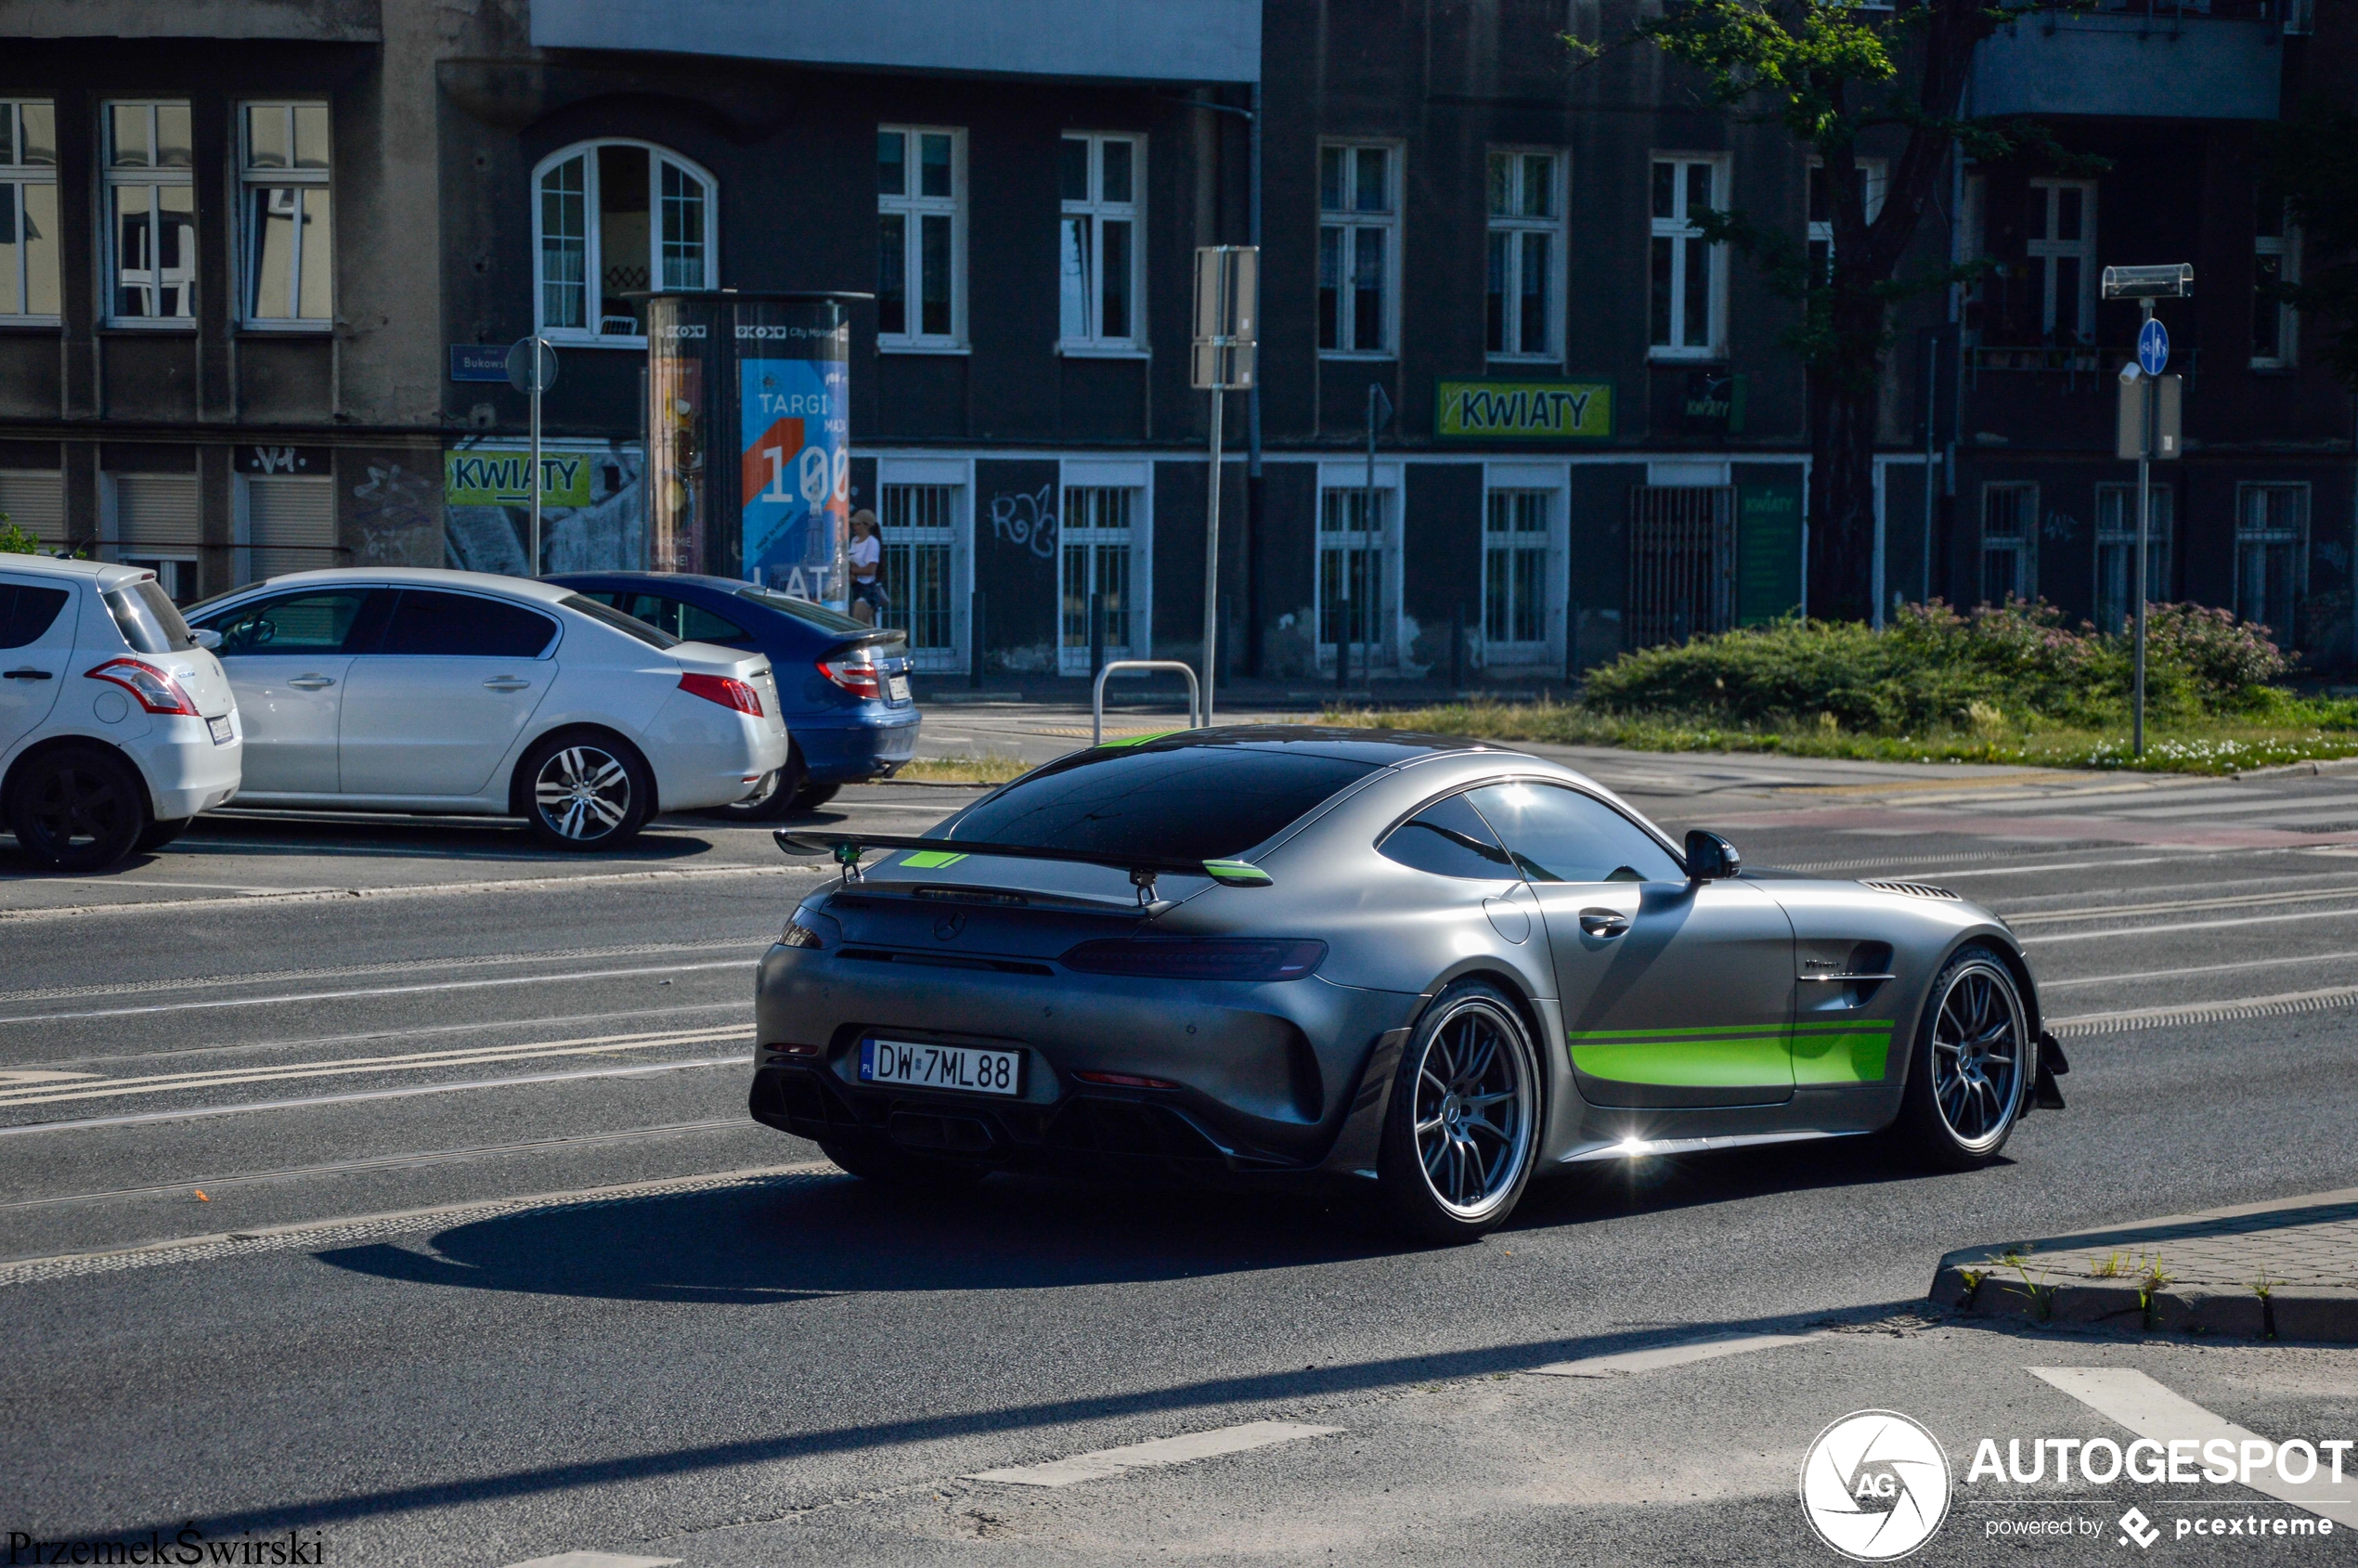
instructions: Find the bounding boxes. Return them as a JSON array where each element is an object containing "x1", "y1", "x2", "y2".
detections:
[
  {"x1": 232, "y1": 566, "x2": 576, "y2": 605},
  {"x1": 0, "y1": 554, "x2": 153, "y2": 590},
  {"x1": 546, "y1": 571, "x2": 750, "y2": 595}
]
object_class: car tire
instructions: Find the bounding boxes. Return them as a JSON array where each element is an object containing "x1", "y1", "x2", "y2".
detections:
[
  {"x1": 817, "y1": 1134, "x2": 987, "y2": 1187},
  {"x1": 701, "y1": 748, "x2": 807, "y2": 823},
  {"x1": 136, "y1": 817, "x2": 192, "y2": 853},
  {"x1": 1376, "y1": 979, "x2": 1542, "y2": 1244},
  {"x1": 518, "y1": 731, "x2": 655, "y2": 851},
  {"x1": 790, "y1": 779, "x2": 843, "y2": 812},
  {"x1": 6, "y1": 745, "x2": 151, "y2": 873},
  {"x1": 1890, "y1": 944, "x2": 2030, "y2": 1172}
]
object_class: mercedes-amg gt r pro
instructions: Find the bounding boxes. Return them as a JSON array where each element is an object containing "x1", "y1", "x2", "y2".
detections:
[{"x1": 750, "y1": 728, "x2": 2066, "y2": 1240}]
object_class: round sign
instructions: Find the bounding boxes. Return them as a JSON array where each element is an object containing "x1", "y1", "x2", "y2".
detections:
[
  {"x1": 2137, "y1": 317, "x2": 2170, "y2": 378},
  {"x1": 1799, "y1": 1409, "x2": 1951, "y2": 1561},
  {"x1": 506, "y1": 337, "x2": 560, "y2": 395}
]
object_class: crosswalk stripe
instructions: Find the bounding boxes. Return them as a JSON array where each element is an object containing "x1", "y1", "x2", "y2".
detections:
[
  {"x1": 1528, "y1": 1330, "x2": 1822, "y2": 1379},
  {"x1": 501, "y1": 1551, "x2": 680, "y2": 1566},
  {"x1": 2029, "y1": 1367, "x2": 2355, "y2": 1521},
  {"x1": 966, "y1": 1420, "x2": 1341, "y2": 1488}
]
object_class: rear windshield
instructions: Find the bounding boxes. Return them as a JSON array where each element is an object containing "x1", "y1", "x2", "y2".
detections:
[
  {"x1": 736, "y1": 586, "x2": 869, "y2": 635},
  {"x1": 563, "y1": 592, "x2": 680, "y2": 649},
  {"x1": 946, "y1": 742, "x2": 1380, "y2": 862},
  {"x1": 103, "y1": 580, "x2": 197, "y2": 654}
]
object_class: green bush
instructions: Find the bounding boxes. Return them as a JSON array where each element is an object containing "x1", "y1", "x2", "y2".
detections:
[
  {"x1": 1580, "y1": 599, "x2": 2286, "y2": 733},
  {"x1": 0, "y1": 516, "x2": 37, "y2": 554}
]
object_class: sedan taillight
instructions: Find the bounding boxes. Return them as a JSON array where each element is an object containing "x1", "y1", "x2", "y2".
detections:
[
  {"x1": 84, "y1": 657, "x2": 199, "y2": 716},
  {"x1": 1060, "y1": 939, "x2": 1328, "y2": 982},
  {"x1": 815, "y1": 652, "x2": 882, "y2": 701},
  {"x1": 678, "y1": 672, "x2": 763, "y2": 717}
]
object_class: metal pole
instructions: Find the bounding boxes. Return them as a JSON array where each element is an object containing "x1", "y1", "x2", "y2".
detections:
[
  {"x1": 1364, "y1": 386, "x2": 1379, "y2": 691},
  {"x1": 1203, "y1": 383, "x2": 1224, "y2": 729},
  {"x1": 2134, "y1": 300, "x2": 2153, "y2": 759},
  {"x1": 528, "y1": 343, "x2": 544, "y2": 577}
]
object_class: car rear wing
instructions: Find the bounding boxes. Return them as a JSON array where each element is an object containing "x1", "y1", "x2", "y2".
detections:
[{"x1": 773, "y1": 828, "x2": 1272, "y2": 901}]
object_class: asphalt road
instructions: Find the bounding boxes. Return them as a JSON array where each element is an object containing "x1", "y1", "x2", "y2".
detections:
[{"x1": 4, "y1": 719, "x2": 2356, "y2": 1565}]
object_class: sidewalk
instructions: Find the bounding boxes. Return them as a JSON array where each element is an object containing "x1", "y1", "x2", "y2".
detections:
[{"x1": 1932, "y1": 1188, "x2": 2358, "y2": 1342}]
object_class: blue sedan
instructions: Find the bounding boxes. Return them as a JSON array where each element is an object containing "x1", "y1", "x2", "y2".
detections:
[{"x1": 547, "y1": 572, "x2": 920, "y2": 818}]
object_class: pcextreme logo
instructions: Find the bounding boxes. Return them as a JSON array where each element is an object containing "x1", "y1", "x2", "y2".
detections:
[{"x1": 1800, "y1": 1410, "x2": 1953, "y2": 1562}]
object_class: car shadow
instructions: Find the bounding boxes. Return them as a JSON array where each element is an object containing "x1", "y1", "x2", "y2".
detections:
[{"x1": 164, "y1": 811, "x2": 717, "y2": 862}]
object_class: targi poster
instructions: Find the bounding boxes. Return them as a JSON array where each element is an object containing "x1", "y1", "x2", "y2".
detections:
[{"x1": 739, "y1": 354, "x2": 849, "y2": 608}]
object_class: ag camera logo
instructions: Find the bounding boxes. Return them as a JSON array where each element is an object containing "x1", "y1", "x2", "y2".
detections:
[{"x1": 1800, "y1": 1410, "x2": 1952, "y2": 1561}]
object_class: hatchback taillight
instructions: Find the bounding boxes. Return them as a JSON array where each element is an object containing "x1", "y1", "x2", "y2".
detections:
[
  {"x1": 678, "y1": 672, "x2": 763, "y2": 717},
  {"x1": 84, "y1": 657, "x2": 199, "y2": 717},
  {"x1": 815, "y1": 652, "x2": 882, "y2": 701},
  {"x1": 1060, "y1": 939, "x2": 1328, "y2": 982}
]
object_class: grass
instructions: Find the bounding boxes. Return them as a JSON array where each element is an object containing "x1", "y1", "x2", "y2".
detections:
[
  {"x1": 1320, "y1": 697, "x2": 2358, "y2": 775},
  {"x1": 894, "y1": 752, "x2": 1031, "y2": 785}
]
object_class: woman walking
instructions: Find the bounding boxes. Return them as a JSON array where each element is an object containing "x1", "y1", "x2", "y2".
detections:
[{"x1": 848, "y1": 508, "x2": 888, "y2": 626}]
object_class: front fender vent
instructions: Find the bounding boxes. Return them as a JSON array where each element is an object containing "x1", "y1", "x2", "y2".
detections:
[{"x1": 1859, "y1": 879, "x2": 1962, "y2": 901}]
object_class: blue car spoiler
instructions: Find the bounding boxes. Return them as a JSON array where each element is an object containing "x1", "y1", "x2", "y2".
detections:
[{"x1": 773, "y1": 828, "x2": 1272, "y2": 893}]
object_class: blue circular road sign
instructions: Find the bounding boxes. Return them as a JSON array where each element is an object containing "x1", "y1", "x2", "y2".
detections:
[{"x1": 2137, "y1": 317, "x2": 2170, "y2": 377}]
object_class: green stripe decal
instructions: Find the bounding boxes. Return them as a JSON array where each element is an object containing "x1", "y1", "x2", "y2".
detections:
[
  {"x1": 898, "y1": 850, "x2": 969, "y2": 869},
  {"x1": 1097, "y1": 731, "x2": 1178, "y2": 748},
  {"x1": 1790, "y1": 1027, "x2": 1894, "y2": 1085},
  {"x1": 1202, "y1": 859, "x2": 1274, "y2": 888},
  {"x1": 1567, "y1": 1024, "x2": 1895, "y2": 1087}
]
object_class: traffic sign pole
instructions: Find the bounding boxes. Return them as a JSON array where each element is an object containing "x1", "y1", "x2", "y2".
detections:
[
  {"x1": 529, "y1": 356, "x2": 543, "y2": 577},
  {"x1": 505, "y1": 337, "x2": 559, "y2": 577},
  {"x1": 2135, "y1": 302, "x2": 2152, "y2": 758},
  {"x1": 2107, "y1": 263, "x2": 2190, "y2": 758}
]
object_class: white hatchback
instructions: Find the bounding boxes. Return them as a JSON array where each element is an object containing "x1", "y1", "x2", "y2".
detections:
[
  {"x1": 1, "y1": 556, "x2": 242, "y2": 871},
  {"x1": 186, "y1": 568, "x2": 788, "y2": 849}
]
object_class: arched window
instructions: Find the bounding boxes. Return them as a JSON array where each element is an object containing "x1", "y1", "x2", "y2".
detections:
[{"x1": 533, "y1": 140, "x2": 715, "y2": 343}]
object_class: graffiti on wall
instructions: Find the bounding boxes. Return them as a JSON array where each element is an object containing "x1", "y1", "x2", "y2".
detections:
[
  {"x1": 988, "y1": 485, "x2": 1058, "y2": 561},
  {"x1": 349, "y1": 461, "x2": 440, "y2": 566}
]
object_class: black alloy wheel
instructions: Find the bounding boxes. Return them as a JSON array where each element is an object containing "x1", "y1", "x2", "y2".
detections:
[{"x1": 6, "y1": 745, "x2": 151, "y2": 872}]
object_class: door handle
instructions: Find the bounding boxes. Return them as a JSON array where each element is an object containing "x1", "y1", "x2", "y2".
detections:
[
  {"x1": 1578, "y1": 908, "x2": 1632, "y2": 938},
  {"x1": 287, "y1": 675, "x2": 336, "y2": 690},
  {"x1": 3, "y1": 667, "x2": 53, "y2": 680},
  {"x1": 483, "y1": 678, "x2": 532, "y2": 693}
]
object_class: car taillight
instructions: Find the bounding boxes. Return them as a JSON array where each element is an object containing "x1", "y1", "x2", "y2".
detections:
[
  {"x1": 1059, "y1": 939, "x2": 1328, "y2": 982},
  {"x1": 815, "y1": 652, "x2": 882, "y2": 700},
  {"x1": 679, "y1": 671, "x2": 763, "y2": 717},
  {"x1": 84, "y1": 657, "x2": 199, "y2": 717}
]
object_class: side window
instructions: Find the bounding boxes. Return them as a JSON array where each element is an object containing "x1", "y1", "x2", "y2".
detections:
[
  {"x1": 0, "y1": 582, "x2": 69, "y2": 648},
  {"x1": 376, "y1": 590, "x2": 556, "y2": 658},
  {"x1": 1465, "y1": 782, "x2": 1685, "y2": 885},
  {"x1": 678, "y1": 601, "x2": 752, "y2": 645},
  {"x1": 202, "y1": 590, "x2": 368, "y2": 654},
  {"x1": 1380, "y1": 793, "x2": 1518, "y2": 880}
]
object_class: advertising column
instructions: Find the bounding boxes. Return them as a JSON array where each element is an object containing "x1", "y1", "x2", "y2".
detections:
[
  {"x1": 736, "y1": 298, "x2": 851, "y2": 611},
  {"x1": 644, "y1": 294, "x2": 719, "y2": 575}
]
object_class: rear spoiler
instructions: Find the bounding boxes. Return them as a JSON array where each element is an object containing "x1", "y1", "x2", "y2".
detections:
[{"x1": 774, "y1": 828, "x2": 1272, "y2": 900}]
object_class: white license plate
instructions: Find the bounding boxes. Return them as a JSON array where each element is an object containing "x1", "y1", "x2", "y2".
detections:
[
  {"x1": 887, "y1": 673, "x2": 911, "y2": 704},
  {"x1": 860, "y1": 1038, "x2": 1022, "y2": 1096},
  {"x1": 207, "y1": 716, "x2": 233, "y2": 745}
]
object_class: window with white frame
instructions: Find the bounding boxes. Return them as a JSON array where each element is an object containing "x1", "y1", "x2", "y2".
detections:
[
  {"x1": 878, "y1": 481, "x2": 964, "y2": 669},
  {"x1": 105, "y1": 102, "x2": 195, "y2": 324},
  {"x1": 2093, "y1": 483, "x2": 2172, "y2": 634},
  {"x1": 0, "y1": 101, "x2": 58, "y2": 321},
  {"x1": 1483, "y1": 490, "x2": 1551, "y2": 656},
  {"x1": 1058, "y1": 486, "x2": 1141, "y2": 671},
  {"x1": 1806, "y1": 157, "x2": 1885, "y2": 284},
  {"x1": 240, "y1": 102, "x2": 331, "y2": 328},
  {"x1": 1318, "y1": 143, "x2": 1396, "y2": 356},
  {"x1": 1649, "y1": 156, "x2": 1725, "y2": 356},
  {"x1": 878, "y1": 126, "x2": 964, "y2": 348},
  {"x1": 1486, "y1": 150, "x2": 1561, "y2": 359},
  {"x1": 1316, "y1": 486, "x2": 1394, "y2": 663},
  {"x1": 1980, "y1": 483, "x2": 2037, "y2": 603},
  {"x1": 2253, "y1": 198, "x2": 2299, "y2": 369},
  {"x1": 2028, "y1": 180, "x2": 2096, "y2": 344},
  {"x1": 2235, "y1": 484, "x2": 2307, "y2": 640},
  {"x1": 1059, "y1": 134, "x2": 1143, "y2": 352},
  {"x1": 535, "y1": 141, "x2": 714, "y2": 344}
]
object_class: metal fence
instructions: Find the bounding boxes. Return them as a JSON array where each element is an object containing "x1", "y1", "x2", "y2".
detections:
[{"x1": 1626, "y1": 485, "x2": 1734, "y2": 649}]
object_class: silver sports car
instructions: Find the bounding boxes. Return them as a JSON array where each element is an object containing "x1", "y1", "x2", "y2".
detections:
[{"x1": 750, "y1": 728, "x2": 2066, "y2": 1240}]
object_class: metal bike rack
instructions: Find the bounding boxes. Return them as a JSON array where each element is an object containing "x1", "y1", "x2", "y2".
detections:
[{"x1": 1092, "y1": 660, "x2": 1202, "y2": 747}]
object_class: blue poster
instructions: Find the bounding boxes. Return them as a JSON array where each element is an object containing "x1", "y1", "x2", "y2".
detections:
[{"x1": 739, "y1": 356, "x2": 849, "y2": 606}]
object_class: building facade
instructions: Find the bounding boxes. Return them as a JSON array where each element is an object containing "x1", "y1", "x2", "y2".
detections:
[{"x1": 3, "y1": 0, "x2": 2350, "y2": 676}]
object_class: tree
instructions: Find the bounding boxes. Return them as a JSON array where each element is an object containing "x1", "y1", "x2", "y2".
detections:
[
  {"x1": 1590, "y1": 0, "x2": 2031, "y2": 622},
  {"x1": 2268, "y1": 103, "x2": 2358, "y2": 391}
]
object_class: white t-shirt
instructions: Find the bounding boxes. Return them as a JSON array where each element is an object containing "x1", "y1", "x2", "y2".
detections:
[{"x1": 849, "y1": 535, "x2": 881, "y2": 573}]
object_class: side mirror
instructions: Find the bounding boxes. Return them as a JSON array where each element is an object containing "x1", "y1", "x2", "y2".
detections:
[
  {"x1": 189, "y1": 627, "x2": 222, "y2": 651},
  {"x1": 1684, "y1": 829, "x2": 1742, "y2": 881}
]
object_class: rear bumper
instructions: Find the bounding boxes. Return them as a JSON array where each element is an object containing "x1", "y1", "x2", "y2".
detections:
[
  {"x1": 642, "y1": 695, "x2": 792, "y2": 811},
  {"x1": 751, "y1": 942, "x2": 1419, "y2": 1178},
  {"x1": 126, "y1": 718, "x2": 243, "y2": 820},
  {"x1": 797, "y1": 709, "x2": 921, "y2": 783}
]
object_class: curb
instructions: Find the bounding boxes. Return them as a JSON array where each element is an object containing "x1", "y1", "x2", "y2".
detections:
[{"x1": 1928, "y1": 1188, "x2": 2358, "y2": 1343}]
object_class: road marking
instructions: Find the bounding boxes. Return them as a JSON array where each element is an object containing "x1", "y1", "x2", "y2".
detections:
[
  {"x1": 0, "y1": 1054, "x2": 749, "y2": 1137},
  {"x1": 966, "y1": 1420, "x2": 1341, "y2": 1488},
  {"x1": 21, "y1": 877, "x2": 299, "y2": 894},
  {"x1": 2041, "y1": 949, "x2": 2358, "y2": 991},
  {"x1": 0, "y1": 1119, "x2": 753, "y2": 1211},
  {"x1": 0, "y1": 1025, "x2": 752, "y2": 1109},
  {"x1": 2051, "y1": 984, "x2": 2358, "y2": 1036},
  {"x1": 2029, "y1": 1367, "x2": 2355, "y2": 1521},
  {"x1": 0, "y1": 960, "x2": 751, "y2": 1026},
  {"x1": 0, "y1": 1069, "x2": 100, "y2": 1087},
  {"x1": 1527, "y1": 1330, "x2": 1823, "y2": 1379},
  {"x1": 2108, "y1": 791, "x2": 2358, "y2": 821},
  {"x1": 0, "y1": 862, "x2": 822, "y2": 924},
  {"x1": 503, "y1": 1554, "x2": 679, "y2": 1568},
  {"x1": 2025, "y1": 907, "x2": 2358, "y2": 944},
  {"x1": 2004, "y1": 883, "x2": 2358, "y2": 927}
]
